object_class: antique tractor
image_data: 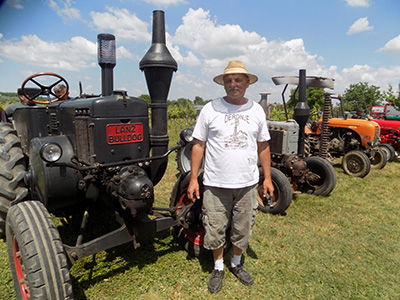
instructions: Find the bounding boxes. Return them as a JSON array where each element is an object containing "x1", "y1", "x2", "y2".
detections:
[
  {"x1": 0, "y1": 10, "x2": 215, "y2": 299},
  {"x1": 265, "y1": 70, "x2": 337, "y2": 198},
  {"x1": 368, "y1": 103, "x2": 400, "y2": 160},
  {"x1": 298, "y1": 92, "x2": 387, "y2": 177}
]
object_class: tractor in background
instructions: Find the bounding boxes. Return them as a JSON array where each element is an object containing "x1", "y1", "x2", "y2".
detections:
[
  {"x1": 368, "y1": 103, "x2": 400, "y2": 160},
  {"x1": 298, "y1": 92, "x2": 387, "y2": 178}
]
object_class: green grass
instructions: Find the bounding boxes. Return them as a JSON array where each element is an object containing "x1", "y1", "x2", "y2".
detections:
[{"x1": 1, "y1": 121, "x2": 399, "y2": 299}]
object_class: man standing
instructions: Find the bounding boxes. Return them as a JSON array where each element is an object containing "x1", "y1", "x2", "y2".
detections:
[{"x1": 187, "y1": 60, "x2": 274, "y2": 293}]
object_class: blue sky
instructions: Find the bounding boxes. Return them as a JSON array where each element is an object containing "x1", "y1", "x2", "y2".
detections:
[{"x1": 0, "y1": 0, "x2": 399, "y2": 103}]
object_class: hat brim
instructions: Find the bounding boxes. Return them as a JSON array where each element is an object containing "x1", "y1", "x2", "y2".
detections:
[{"x1": 213, "y1": 72, "x2": 258, "y2": 85}]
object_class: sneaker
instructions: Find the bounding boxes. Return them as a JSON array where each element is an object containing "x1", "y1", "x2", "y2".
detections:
[
  {"x1": 208, "y1": 269, "x2": 224, "y2": 293},
  {"x1": 230, "y1": 265, "x2": 254, "y2": 286}
]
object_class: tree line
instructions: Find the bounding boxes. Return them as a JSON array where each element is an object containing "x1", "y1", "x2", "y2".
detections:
[{"x1": 2, "y1": 81, "x2": 399, "y2": 120}]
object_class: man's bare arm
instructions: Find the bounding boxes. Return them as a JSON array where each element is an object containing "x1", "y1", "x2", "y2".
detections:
[{"x1": 187, "y1": 139, "x2": 206, "y2": 202}]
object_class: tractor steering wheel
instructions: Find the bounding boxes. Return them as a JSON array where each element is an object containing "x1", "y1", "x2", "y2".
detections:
[{"x1": 21, "y1": 72, "x2": 69, "y2": 104}]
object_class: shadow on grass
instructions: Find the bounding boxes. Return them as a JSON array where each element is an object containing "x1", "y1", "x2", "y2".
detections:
[
  {"x1": 69, "y1": 229, "x2": 183, "y2": 298},
  {"x1": 55, "y1": 204, "x2": 183, "y2": 299}
]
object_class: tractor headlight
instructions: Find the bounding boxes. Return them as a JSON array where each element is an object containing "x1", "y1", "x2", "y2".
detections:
[
  {"x1": 40, "y1": 143, "x2": 62, "y2": 163},
  {"x1": 180, "y1": 128, "x2": 194, "y2": 143}
]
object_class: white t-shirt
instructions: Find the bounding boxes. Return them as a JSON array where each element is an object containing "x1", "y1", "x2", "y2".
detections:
[{"x1": 192, "y1": 97, "x2": 270, "y2": 188}]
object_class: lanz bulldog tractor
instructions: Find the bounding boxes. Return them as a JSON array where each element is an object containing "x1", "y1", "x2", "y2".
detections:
[{"x1": 0, "y1": 10, "x2": 210, "y2": 299}]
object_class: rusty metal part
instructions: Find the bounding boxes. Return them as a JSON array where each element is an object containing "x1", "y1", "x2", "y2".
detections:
[{"x1": 319, "y1": 93, "x2": 332, "y2": 158}]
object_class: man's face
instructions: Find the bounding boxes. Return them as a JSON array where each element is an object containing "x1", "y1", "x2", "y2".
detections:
[
  {"x1": 223, "y1": 73, "x2": 250, "y2": 103},
  {"x1": 56, "y1": 90, "x2": 68, "y2": 100}
]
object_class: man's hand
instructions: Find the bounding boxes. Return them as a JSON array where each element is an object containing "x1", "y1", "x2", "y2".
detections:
[
  {"x1": 187, "y1": 179, "x2": 200, "y2": 203},
  {"x1": 262, "y1": 178, "x2": 274, "y2": 199}
]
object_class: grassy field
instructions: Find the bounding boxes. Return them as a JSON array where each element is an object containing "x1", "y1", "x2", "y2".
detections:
[{"x1": 0, "y1": 120, "x2": 399, "y2": 299}]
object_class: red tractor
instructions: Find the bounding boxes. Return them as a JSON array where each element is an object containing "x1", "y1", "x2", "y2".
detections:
[{"x1": 369, "y1": 104, "x2": 400, "y2": 160}]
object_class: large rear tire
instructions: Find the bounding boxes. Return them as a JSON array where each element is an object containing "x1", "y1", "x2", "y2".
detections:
[
  {"x1": 342, "y1": 150, "x2": 371, "y2": 178},
  {"x1": 175, "y1": 142, "x2": 204, "y2": 174},
  {"x1": 370, "y1": 148, "x2": 387, "y2": 169},
  {"x1": 0, "y1": 122, "x2": 28, "y2": 237},
  {"x1": 6, "y1": 201, "x2": 73, "y2": 300},
  {"x1": 170, "y1": 172, "x2": 211, "y2": 258},
  {"x1": 298, "y1": 156, "x2": 337, "y2": 196},
  {"x1": 257, "y1": 167, "x2": 293, "y2": 215}
]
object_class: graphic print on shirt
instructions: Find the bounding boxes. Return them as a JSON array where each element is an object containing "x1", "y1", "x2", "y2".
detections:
[{"x1": 224, "y1": 113, "x2": 249, "y2": 150}]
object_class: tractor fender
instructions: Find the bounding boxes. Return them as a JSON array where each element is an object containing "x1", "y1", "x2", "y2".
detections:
[{"x1": 28, "y1": 135, "x2": 79, "y2": 212}]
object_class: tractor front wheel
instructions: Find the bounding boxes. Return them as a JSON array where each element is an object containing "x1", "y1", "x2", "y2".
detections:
[
  {"x1": 6, "y1": 201, "x2": 73, "y2": 300},
  {"x1": 342, "y1": 150, "x2": 371, "y2": 178}
]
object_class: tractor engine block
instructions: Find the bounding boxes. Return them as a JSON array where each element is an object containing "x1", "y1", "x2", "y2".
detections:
[{"x1": 107, "y1": 166, "x2": 154, "y2": 219}]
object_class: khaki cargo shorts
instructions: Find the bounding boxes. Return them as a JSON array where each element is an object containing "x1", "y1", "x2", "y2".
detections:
[{"x1": 202, "y1": 184, "x2": 258, "y2": 251}]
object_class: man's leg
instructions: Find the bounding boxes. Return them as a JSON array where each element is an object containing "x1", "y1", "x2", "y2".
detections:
[{"x1": 208, "y1": 246, "x2": 225, "y2": 293}]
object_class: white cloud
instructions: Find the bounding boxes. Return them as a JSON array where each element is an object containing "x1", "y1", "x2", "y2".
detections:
[
  {"x1": 47, "y1": 0, "x2": 83, "y2": 23},
  {"x1": 170, "y1": 9, "x2": 322, "y2": 79},
  {"x1": 339, "y1": 65, "x2": 400, "y2": 93},
  {"x1": 345, "y1": 0, "x2": 371, "y2": 7},
  {"x1": 347, "y1": 17, "x2": 373, "y2": 35},
  {"x1": 377, "y1": 35, "x2": 400, "y2": 55},
  {"x1": 167, "y1": 8, "x2": 334, "y2": 100},
  {"x1": 90, "y1": 7, "x2": 151, "y2": 42},
  {"x1": 117, "y1": 46, "x2": 140, "y2": 61},
  {"x1": 7, "y1": 0, "x2": 24, "y2": 9},
  {"x1": 0, "y1": 35, "x2": 96, "y2": 71},
  {"x1": 140, "y1": 0, "x2": 187, "y2": 6},
  {"x1": 0, "y1": 34, "x2": 136, "y2": 71}
]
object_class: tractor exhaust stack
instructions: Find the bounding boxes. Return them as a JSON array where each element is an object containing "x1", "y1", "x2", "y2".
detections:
[{"x1": 140, "y1": 10, "x2": 178, "y2": 185}]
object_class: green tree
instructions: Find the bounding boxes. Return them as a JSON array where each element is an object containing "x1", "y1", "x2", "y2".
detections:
[
  {"x1": 285, "y1": 87, "x2": 326, "y2": 120},
  {"x1": 138, "y1": 94, "x2": 151, "y2": 104},
  {"x1": 342, "y1": 82, "x2": 382, "y2": 111},
  {"x1": 287, "y1": 87, "x2": 326, "y2": 110},
  {"x1": 383, "y1": 83, "x2": 400, "y2": 110}
]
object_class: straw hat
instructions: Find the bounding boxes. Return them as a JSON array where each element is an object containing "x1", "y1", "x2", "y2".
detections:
[{"x1": 213, "y1": 60, "x2": 258, "y2": 85}]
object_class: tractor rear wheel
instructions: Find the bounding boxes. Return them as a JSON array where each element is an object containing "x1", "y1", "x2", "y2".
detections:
[
  {"x1": 0, "y1": 122, "x2": 28, "y2": 237},
  {"x1": 298, "y1": 156, "x2": 337, "y2": 196},
  {"x1": 370, "y1": 148, "x2": 387, "y2": 169},
  {"x1": 170, "y1": 172, "x2": 211, "y2": 259},
  {"x1": 6, "y1": 201, "x2": 73, "y2": 300},
  {"x1": 342, "y1": 150, "x2": 371, "y2": 178},
  {"x1": 257, "y1": 167, "x2": 293, "y2": 215},
  {"x1": 379, "y1": 143, "x2": 395, "y2": 162},
  {"x1": 176, "y1": 142, "x2": 204, "y2": 174}
]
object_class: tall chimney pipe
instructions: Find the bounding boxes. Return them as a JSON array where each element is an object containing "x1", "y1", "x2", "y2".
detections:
[
  {"x1": 98, "y1": 33, "x2": 116, "y2": 96},
  {"x1": 140, "y1": 10, "x2": 178, "y2": 185},
  {"x1": 293, "y1": 69, "x2": 310, "y2": 156}
]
